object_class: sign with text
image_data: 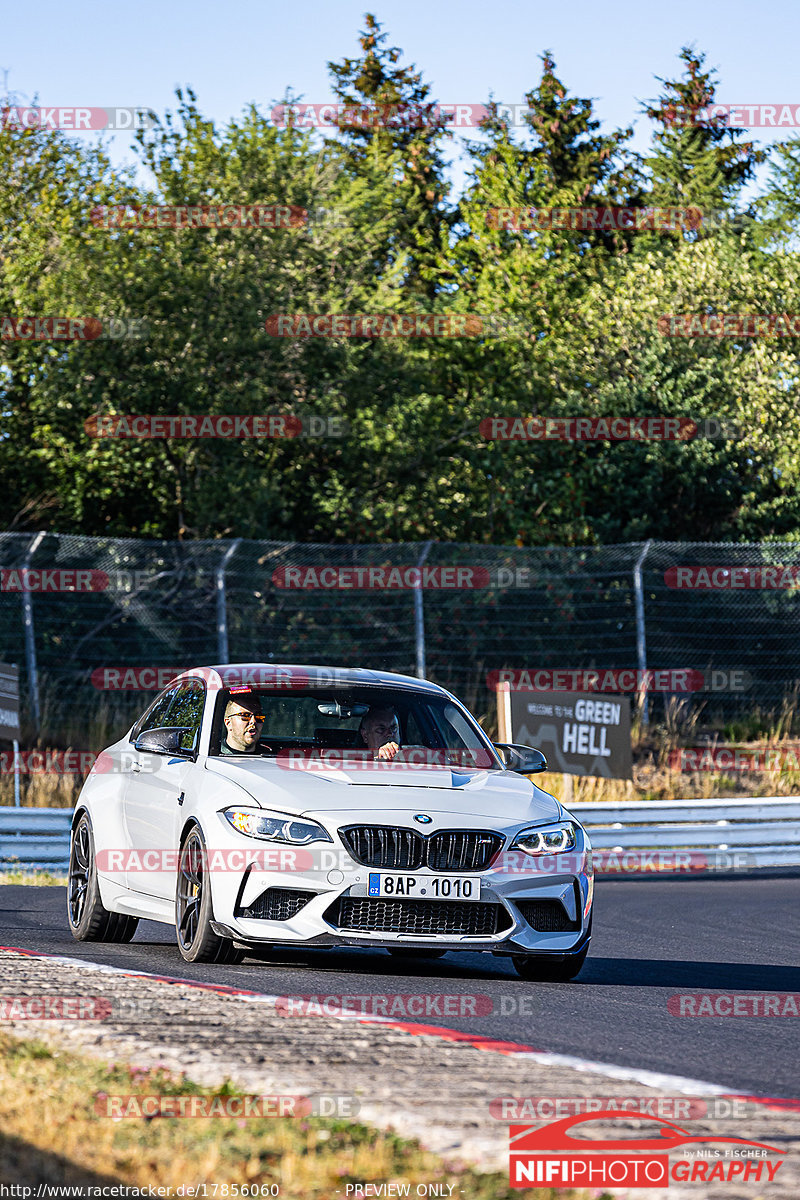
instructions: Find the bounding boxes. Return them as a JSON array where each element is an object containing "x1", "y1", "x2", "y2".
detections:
[
  {"x1": 509, "y1": 690, "x2": 632, "y2": 779},
  {"x1": 0, "y1": 663, "x2": 20, "y2": 740}
]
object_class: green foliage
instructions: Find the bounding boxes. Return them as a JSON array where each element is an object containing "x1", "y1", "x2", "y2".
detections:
[
  {"x1": 642, "y1": 47, "x2": 766, "y2": 216},
  {"x1": 1, "y1": 28, "x2": 799, "y2": 545}
]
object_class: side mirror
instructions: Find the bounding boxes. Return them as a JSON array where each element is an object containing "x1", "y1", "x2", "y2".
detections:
[
  {"x1": 135, "y1": 726, "x2": 195, "y2": 758},
  {"x1": 494, "y1": 742, "x2": 547, "y2": 774}
]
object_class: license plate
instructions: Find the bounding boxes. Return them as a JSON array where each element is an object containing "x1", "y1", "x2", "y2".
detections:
[{"x1": 367, "y1": 873, "x2": 481, "y2": 901}]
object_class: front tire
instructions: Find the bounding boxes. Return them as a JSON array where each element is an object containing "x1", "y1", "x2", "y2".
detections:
[
  {"x1": 176, "y1": 825, "x2": 243, "y2": 964},
  {"x1": 67, "y1": 812, "x2": 139, "y2": 943}
]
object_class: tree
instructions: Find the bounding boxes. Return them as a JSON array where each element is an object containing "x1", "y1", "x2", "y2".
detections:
[
  {"x1": 642, "y1": 47, "x2": 765, "y2": 221},
  {"x1": 325, "y1": 13, "x2": 454, "y2": 301}
]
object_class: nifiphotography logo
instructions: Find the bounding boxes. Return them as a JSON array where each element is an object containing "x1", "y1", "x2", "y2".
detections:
[{"x1": 508, "y1": 1111, "x2": 784, "y2": 1188}]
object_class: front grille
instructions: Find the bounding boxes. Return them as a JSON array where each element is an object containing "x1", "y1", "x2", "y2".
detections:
[
  {"x1": 326, "y1": 896, "x2": 511, "y2": 937},
  {"x1": 239, "y1": 887, "x2": 316, "y2": 921},
  {"x1": 427, "y1": 830, "x2": 503, "y2": 871},
  {"x1": 339, "y1": 826, "x2": 503, "y2": 871},
  {"x1": 340, "y1": 826, "x2": 423, "y2": 868},
  {"x1": 515, "y1": 898, "x2": 581, "y2": 932}
]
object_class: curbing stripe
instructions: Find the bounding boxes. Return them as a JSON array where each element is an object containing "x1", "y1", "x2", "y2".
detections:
[{"x1": 1, "y1": 943, "x2": 798, "y2": 1114}]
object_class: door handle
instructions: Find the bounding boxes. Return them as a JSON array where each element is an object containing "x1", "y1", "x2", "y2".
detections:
[{"x1": 131, "y1": 761, "x2": 142, "y2": 773}]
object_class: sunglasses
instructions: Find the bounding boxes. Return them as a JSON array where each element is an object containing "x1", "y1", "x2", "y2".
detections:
[{"x1": 228, "y1": 712, "x2": 265, "y2": 723}]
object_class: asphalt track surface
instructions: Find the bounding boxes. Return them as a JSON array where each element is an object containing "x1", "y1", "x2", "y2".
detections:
[{"x1": 1, "y1": 876, "x2": 798, "y2": 1100}]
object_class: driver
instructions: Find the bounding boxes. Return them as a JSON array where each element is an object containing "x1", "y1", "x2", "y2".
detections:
[
  {"x1": 221, "y1": 694, "x2": 269, "y2": 755},
  {"x1": 359, "y1": 706, "x2": 401, "y2": 761}
]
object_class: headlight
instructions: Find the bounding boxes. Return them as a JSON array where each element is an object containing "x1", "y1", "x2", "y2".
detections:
[
  {"x1": 510, "y1": 821, "x2": 576, "y2": 855},
  {"x1": 223, "y1": 808, "x2": 332, "y2": 844}
]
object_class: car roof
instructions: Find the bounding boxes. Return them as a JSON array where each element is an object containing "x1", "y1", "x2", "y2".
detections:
[{"x1": 176, "y1": 664, "x2": 448, "y2": 695}]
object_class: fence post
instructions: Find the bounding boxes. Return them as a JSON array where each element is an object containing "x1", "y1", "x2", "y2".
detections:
[
  {"x1": 216, "y1": 538, "x2": 242, "y2": 664},
  {"x1": 13, "y1": 741, "x2": 20, "y2": 807},
  {"x1": 633, "y1": 540, "x2": 652, "y2": 726},
  {"x1": 22, "y1": 531, "x2": 46, "y2": 735},
  {"x1": 414, "y1": 541, "x2": 433, "y2": 678}
]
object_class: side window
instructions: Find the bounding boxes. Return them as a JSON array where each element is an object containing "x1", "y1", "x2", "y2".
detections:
[
  {"x1": 169, "y1": 681, "x2": 206, "y2": 752},
  {"x1": 131, "y1": 686, "x2": 180, "y2": 742}
]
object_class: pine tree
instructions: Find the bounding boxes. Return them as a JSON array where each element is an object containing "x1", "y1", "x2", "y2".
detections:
[
  {"x1": 643, "y1": 47, "x2": 765, "y2": 221},
  {"x1": 325, "y1": 14, "x2": 453, "y2": 301},
  {"x1": 523, "y1": 53, "x2": 637, "y2": 206},
  {"x1": 458, "y1": 51, "x2": 640, "y2": 271}
]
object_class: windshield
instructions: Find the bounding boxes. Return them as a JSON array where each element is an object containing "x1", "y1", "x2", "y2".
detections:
[{"x1": 212, "y1": 685, "x2": 500, "y2": 768}]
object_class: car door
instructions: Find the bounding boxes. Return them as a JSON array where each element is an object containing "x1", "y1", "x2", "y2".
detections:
[
  {"x1": 123, "y1": 681, "x2": 205, "y2": 900},
  {"x1": 113, "y1": 685, "x2": 179, "y2": 874}
]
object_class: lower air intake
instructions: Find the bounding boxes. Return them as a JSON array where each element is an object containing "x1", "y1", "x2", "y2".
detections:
[
  {"x1": 515, "y1": 898, "x2": 581, "y2": 932},
  {"x1": 239, "y1": 887, "x2": 316, "y2": 921},
  {"x1": 327, "y1": 896, "x2": 510, "y2": 937}
]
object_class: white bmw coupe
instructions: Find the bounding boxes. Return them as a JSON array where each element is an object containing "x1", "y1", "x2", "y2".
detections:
[{"x1": 68, "y1": 665, "x2": 593, "y2": 979}]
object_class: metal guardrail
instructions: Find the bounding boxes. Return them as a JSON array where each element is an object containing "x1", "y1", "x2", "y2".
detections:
[
  {"x1": 568, "y1": 797, "x2": 800, "y2": 870},
  {"x1": 1, "y1": 798, "x2": 798, "y2": 872},
  {"x1": 0, "y1": 807, "x2": 73, "y2": 870}
]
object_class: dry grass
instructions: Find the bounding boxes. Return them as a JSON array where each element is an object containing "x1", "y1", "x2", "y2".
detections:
[
  {"x1": 0, "y1": 1033, "x2": 581, "y2": 1199},
  {"x1": 545, "y1": 697, "x2": 800, "y2": 803},
  {"x1": 0, "y1": 769, "x2": 82, "y2": 808},
  {"x1": 0, "y1": 869, "x2": 67, "y2": 885}
]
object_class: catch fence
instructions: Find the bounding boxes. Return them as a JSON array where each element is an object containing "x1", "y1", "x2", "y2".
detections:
[{"x1": 1, "y1": 532, "x2": 799, "y2": 751}]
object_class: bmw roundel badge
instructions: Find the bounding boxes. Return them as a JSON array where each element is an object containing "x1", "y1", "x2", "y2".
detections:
[{"x1": 413, "y1": 814, "x2": 433, "y2": 824}]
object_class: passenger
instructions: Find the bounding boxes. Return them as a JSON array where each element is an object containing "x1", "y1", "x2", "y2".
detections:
[{"x1": 359, "y1": 706, "x2": 401, "y2": 761}]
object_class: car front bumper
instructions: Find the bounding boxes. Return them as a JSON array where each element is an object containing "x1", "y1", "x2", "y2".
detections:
[{"x1": 207, "y1": 816, "x2": 594, "y2": 956}]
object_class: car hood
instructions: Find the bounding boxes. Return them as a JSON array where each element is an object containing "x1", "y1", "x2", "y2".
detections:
[{"x1": 203, "y1": 758, "x2": 561, "y2": 823}]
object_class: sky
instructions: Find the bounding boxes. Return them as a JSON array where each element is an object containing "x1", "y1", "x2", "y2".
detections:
[{"x1": 3, "y1": 0, "x2": 799, "y2": 194}]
